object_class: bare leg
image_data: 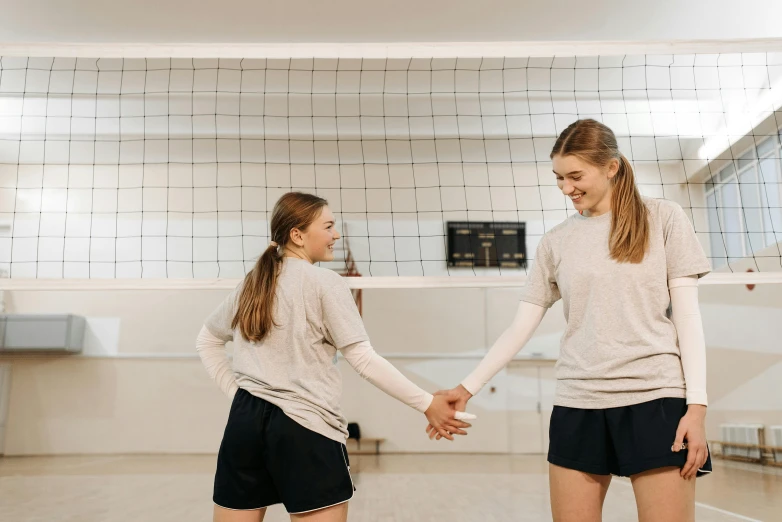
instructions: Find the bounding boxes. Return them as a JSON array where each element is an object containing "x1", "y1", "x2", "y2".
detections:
[
  {"x1": 290, "y1": 502, "x2": 348, "y2": 522},
  {"x1": 549, "y1": 463, "x2": 612, "y2": 522},
  {"x1": 213, "y1": 505, "x2": 267, "y2": 522},
  {"x1": 631, "y1": 466, "x2": 695, "y2": 522}
]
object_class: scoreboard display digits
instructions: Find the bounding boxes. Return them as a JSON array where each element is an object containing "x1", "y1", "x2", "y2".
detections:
[{"x1": 447, "y1": 222, "x2": 527, "y2": 268}]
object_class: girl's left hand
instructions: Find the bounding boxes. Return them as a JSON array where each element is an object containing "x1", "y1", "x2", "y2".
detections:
[
  {"x1": 424, "y1": 394, "x2": 471, "y2": 441},
  {"x1": 672, "y1": 404, "x2": 708, "y2": 480}
]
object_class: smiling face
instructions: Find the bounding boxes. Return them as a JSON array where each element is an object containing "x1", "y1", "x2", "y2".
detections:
[
  {"x1": 552, "y1": 153, "x2": 619, "y2": 217},
  {"x1": 288, "y1": 205, "x2": 341, "y2": 263}
]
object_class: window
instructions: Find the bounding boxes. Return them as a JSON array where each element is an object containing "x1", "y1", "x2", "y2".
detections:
[{"x1": 706, "y1": 133, "x2": 782, "y2": 268}]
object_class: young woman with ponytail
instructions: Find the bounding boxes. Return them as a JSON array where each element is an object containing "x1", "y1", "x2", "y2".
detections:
[
  {"x1": 430, "y1": 120, "x2": 712, "y2": 522},
  {"x1": 197, "y1": 192, "x2": 470, "y2": 522}
]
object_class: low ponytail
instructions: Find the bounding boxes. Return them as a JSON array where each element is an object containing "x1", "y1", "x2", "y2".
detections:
[
  {"x1": 232, "y1": 242, "x2": 283, "y2": 343},
  {"x1": 231, "y1": 192, "x2": 328, "y2": 342}
]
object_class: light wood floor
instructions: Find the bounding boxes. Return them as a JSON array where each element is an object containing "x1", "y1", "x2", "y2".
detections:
[{"x1": 0, "y1": 454, "x2": 779, "y2": 521}]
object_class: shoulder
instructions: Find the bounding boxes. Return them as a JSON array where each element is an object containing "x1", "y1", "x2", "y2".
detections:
[
  {"x1": 644, "y1": 196, "x2": 682, "y2": 218},
  {"x1": 299, "y1": 261, "x2": 348, "y2": 292},
  {"x1": 643, "y1": 197, "x2": 691, "y2": 232},
  {"x1": 227, "y1": 279, "x2": 246, "y2": 303},
  {"x1": 539, "y1": 213, "x2": 581, "y2": 251}
]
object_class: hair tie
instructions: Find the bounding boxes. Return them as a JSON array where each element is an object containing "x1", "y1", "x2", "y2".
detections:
[{"x1": 269, "y1": 241, "x2": 278, "y2": 248}]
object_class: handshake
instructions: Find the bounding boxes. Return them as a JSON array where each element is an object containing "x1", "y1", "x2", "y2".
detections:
[{"x1": 423, "y1": 384, "x2": 477, "y2": 441}]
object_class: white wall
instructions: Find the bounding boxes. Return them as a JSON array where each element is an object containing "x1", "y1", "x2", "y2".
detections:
[
  {"x1": 1, "y1": 49, "x2": 780, "y2": 456},
  {"x1": 0, "y1": 286, "x2": 560, "y2": 455},
  {"x1": 1, "y1": 282, "x2": 781, "y2": 456}
]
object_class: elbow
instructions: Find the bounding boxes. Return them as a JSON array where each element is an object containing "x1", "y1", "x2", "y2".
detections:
[{"x1": 352, "y1": 360, "x2": 372, "y2": 380}]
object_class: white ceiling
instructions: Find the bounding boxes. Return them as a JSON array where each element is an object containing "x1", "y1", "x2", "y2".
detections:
[{"x1": 2, "y1": 0, "x2": 782, "y2": 45}]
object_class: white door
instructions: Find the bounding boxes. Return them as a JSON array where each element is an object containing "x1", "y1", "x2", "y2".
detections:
[{"x1": 506, "y1": 360, "x2": 544, "y2": 453}]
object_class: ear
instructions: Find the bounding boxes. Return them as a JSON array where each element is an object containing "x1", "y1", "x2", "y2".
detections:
[
  {"x1": 289, "y1": 227, "x2": 305, "y2": 247},
  {"x1": 606, "y1": 158, "x2": 620, "y2": 179}
]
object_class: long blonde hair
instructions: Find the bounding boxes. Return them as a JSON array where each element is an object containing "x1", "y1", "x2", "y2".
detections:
[
  {"x1": 551, "y1": 119, "x2": 649, "y2": 263},
  {"x1": 232, "y1": 192, "x2": 328, "y2": 342}
]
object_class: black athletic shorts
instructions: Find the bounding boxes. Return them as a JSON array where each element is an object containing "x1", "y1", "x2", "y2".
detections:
[
  {"x1": 213, "y1": 388, "x2": 355, "y2": 514},
  {"x1": 548, "y1": 397, "x2": 712, "y2": 477}
]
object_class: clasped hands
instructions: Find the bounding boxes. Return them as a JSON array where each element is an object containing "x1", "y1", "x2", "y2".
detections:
[{"x1": 423, "y1": 384, "x2": 475, "y2": 441}]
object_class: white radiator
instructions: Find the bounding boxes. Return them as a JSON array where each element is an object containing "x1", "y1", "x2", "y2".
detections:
[
  {"x1": 767, "y1": 425, "x2": 782, "y2": 463},
  {"x1": 719, "y1": 424, "x2": 764, "y2": 460}
]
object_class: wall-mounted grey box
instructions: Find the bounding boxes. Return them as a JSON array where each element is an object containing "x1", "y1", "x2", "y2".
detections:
[{"x1": 0, "y1": 314, "x2": 85, "y2": 353}]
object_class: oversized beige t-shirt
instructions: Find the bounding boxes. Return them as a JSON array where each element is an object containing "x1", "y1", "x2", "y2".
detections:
[
  {"x1": 205, "y1": 257, "x2": 369, "y2": 443},
  {"x1": 520, "y1": 197, "x2": 711, "y2": 409}
]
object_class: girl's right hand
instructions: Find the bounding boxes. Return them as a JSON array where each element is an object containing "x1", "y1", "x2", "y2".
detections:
[
  {"x1": 425, "y1": 385, "x2": 474, "y2": 440},
  {"x1": 424, "y1": 393, "x2": 472, "y2": 441}
]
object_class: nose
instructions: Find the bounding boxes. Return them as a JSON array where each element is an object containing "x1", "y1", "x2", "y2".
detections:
[
  {"x1": 334, "y1": 229, "x2": 341, "y2": 240},
  {"x1": 560, "y1": 179, "x2": 574, "y2": 195}
]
